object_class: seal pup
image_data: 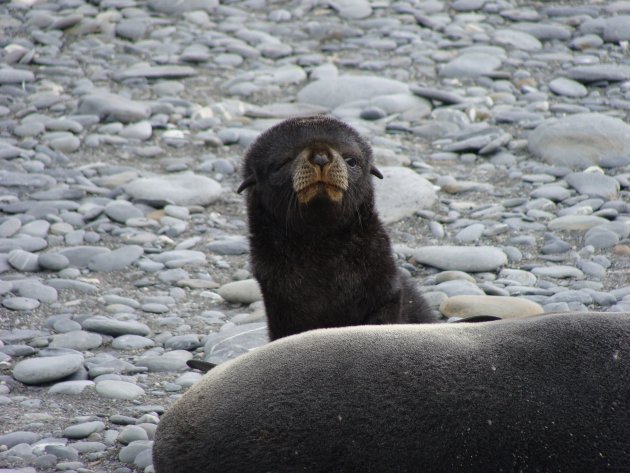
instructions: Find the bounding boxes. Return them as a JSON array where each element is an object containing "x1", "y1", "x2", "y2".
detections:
[
  {"x1": 153, "y1": 312, "x2": 630, "y2": 473},
  {"x1": 237, "y1": 116, "x2": 436, "y2": 340}
]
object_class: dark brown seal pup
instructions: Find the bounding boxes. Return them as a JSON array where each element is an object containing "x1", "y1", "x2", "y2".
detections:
[
  {"x1": 237, "y1": 116, "x2": 436, "y2": 340},
  {"x1": 153, "y1": 312, "x2": 630, "y2": 473}
]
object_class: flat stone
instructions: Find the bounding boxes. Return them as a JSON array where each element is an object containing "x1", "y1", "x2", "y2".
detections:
[
  {"x1": 38, "y1": 253, "x2": 70, "y2": 270},
  {"x1": 217, "y1": 279, "x2": 262, "y2": 304},
  {"x1": 531, "y1": 266, "x2": 585, "y2": 279},
  {"x1": 112, "y1": 335, "x2": 155, "y2": 350},
  {"x1": 440, "y1": 295, "x2": 544, "y2": 318},
  {"x1": 565, "y1": 172, "x2": 620, "y2": 200},
  {"x1": 95, "y1": 380, "x2": 145, "y2": 400},
  {"x1": 548, "y1": 77, "x2": 588, "y2": 97},
  {"x1": 374, "y1": 167, "x2": 437, "y2": 224},
  {"x1": 440, "y1": 53, "x2": 502, "y2": 78},
  {"x1": 566, "y1": 64, "x2": 630, "y2": 83},
  {"x1": 493, "y1": 29, "x2": 542, "y2": 51},
  {"x1": 49, "y1": 330, "x2": 102, "y2": 351},
  {"x1": 434, "y1": 280, "x2": 484, "y2": 297},
  {"x1": 78, "y1": 93, "x2": 151, "y2": 123},
  {"x1": 548, "y1": 215, "x2": 610, "y2": 231},
  {"x1": 63, "y1": 421, "x2": 105, "y2": 439},
  {"x1": 114, "y1": 65, "x2": 197, "y2": 81},
  {"x1": 58, "y1": 246, "x2": 111, "y2": 268},
  {"x1": 148, "y1": 0, "x2": 219, "y2": 14},
  {"x1": 8, "y1": 249, "x2": 40, "y2": 272},
  {"x1": 329, "y1": 0, "x2": 372, "y2": 19},
  {"x1": 207, "y1": 236, "x2": 249, "y2": 255},
  {"x1": 203, "y1": 322, "x2": 268, "y2": 364},
  {"x1": 88, "y1": 245, "x2": 143, "y2": 272},
  {"x1": 298, "y1": 75, "x2": 408, "y2": 109},
  {"x1": 125, "y1": 173, "x2": 222, "y2": 206},
  {"x1": 13, "y1": 354, "x2": 84, "y2": 385},
  {"x1": 528, "y1": 113, "x2": 630, "y2": 169},
  {"x1": 410, "y1": 246, "x2": 508, "y2": 272},
  {"x1": 0, "y1": 68, "x2": 35, "y2": 83},
  {"x1": 2, "y1": 296, "x2": 40, "y2": 311},
  {"x1": 81, "y1": 316, "x2": 151, "y2": 336},
  {"x1": 135, "y1": 351, "x2": 191, "y2": 372},
  {"x1": 603, "y1": 15, "x2": 630, "y2": 42},
  {"x1": 48, "y1": 380, "x2": 95, "y2": 395},
  {"x1": 12, "y1": 280, "x2": 58, "y2": 302},
  {"x1": 0, "y1": 431, "x2": 42, "y2": 449}
]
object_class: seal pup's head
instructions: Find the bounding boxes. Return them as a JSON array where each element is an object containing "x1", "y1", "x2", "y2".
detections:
[{"x1": 238, "y1": 116, "x2": 383, "y2": 226}]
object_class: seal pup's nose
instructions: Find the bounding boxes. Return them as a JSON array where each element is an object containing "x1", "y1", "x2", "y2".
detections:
[{"x1": 310, "y1": 152, "x2": 330, "y2": 168}]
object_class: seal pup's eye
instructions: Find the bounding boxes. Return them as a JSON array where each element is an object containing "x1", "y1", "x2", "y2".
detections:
[
  {"x1": 273, "y1": 156, "x2": 292, "y2": 172},
  {"x1": 344, "y1": 156, "x2": 358, "y2": 167}
]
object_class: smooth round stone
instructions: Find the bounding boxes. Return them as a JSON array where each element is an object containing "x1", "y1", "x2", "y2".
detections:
[
  {"x1": 38, "y1": 252, "x2": 70, "y2": 270},
  {"x1": 14, "y1": 121, "x2": 45, "y2": 137},
  {"x1": 528, "y1": 113, "x2": 630, "y2": 169},
  {"x1": 81, "y1": 316, "x2": 151, "y2": 336},
  {"x1": 48, "y1": 380, "x2": 95, "y2": 395},
  {"x1": 440, "y1": 53, "x2": 502, "y2": 78},
  {"x1": 124, "y1": 172, "x2": 222, "y2": 206},
  {"x1": 13, "y1": 354, "x2": 84, "y2": 385},
  {"x1": 297, "y1": 75, "x2": 408, "y2": 109},
  {"x1": 118, "y1": 425, "x2": 149, "y2": 445},
  {"x1": 174, "y1": 371, "x2": 202, "y2": 388},
  {"x1": 164, "y1": 334, "x2": 200, "y2": 351},
  {"x1": 584, "y1": 228, "x2": 620, "y2": 249},
  {"x1": 58, "y1": 246, "x2": 111, "y2": 268},
  {"x1": 410, "y1": 246, "x2": 508, "y2": 272},
  {"x1": 548, "y1": 77, "x2": 588, "y2": 98},
  {"x1": 329, "y1": 0, "x2": 372, "y2": 18},
  {"x1": 547, "y1": 290, "x2": 593, "y2": 305},
  {"x1": 440, "y1": 295, "x2": 544, "y2": 319},
  {"x1": 50, "y1": 330, "x2": 102, "y2": 351},
  {"x1": 157, "y1": 268, "x2": 190, "y2": 284},
  {"x1": 118, "y1": 440, "x2": 153, "y2": 464},
  {"x1": 0, "y1": 431, "x2": 41, "y2": 448},
  {"x1": 217, "y1": 279, "x2": 262, "y2": 304},
  {"x1": 49, "y1": 135, "x2": 80, "y2": 153},
  {"x1": 203, "y1": 322, "x2": 268, "y2": 364},
  {"x1": 88, "y1": 245, "x2": 144, "y2": 272},
  {"x1": 135, "y1": 353, "x2": 190, "y2": 372},
  {"x1": 530, "y1": 185, "x2": 571, "y2": 202},
  {"x1": 105, "y1": 201, "x2": 144, "y2": 223},
  {"x1": 8, "y1": 249, "x2": 40, "y2": 272},
  {"x1": 71, "y1": 441, "x2": 107, "y2": 454},
  {"x1": 374, "y1": 167, "x2": 437, "y2": 224},
  {"x1": 207, "y1": 236, "x2": 248, "y2": 255},
  {"x1": 2, "y1": 296, "x2": 40, "y2": 311},
  {"x1": 120, "y1": 121, "x2": 152, "y2": 140},
  {"x1": 45, "y1": 444, "x2": 79, "y2": 461},
  {"x1": 78, "y1": 93, "x2": 151, "y2": 123},
  {"x1": 548, "y1": 215, "x2": 610, "y2": 231},
  {"x1": 0, "y1": 216, "x2": 21, "y2": 237},
  {"x1": 493, "y1": 29, "x2": 542, "y2": 51},
  {"x1": 141, "y1": 303, "x2": 169, "y2": 314},
  {"x1": 13, "y1": 280, "x2": 57, "y2": 303},
  {"x1": 531, "y1": 266, "x2": 585, "y2": 279},
  {"x1": 565, "y1": 172, "x2": 620, "y2": 200},
  {"x1": 498, "y1": 268, "x2": 537, "y2": 286},
  {"x1": 433, "y1": 280, "x2": 484, "y2": 297},
  {"x1": 0, "y1": 68, "x2": 35, "y2": 83},
  {"x1": 603, "y1": 15, "x2": 630, "y2": 42},
  {"x1": 112, "y1": 335, "x2": 155, "y2": 350},
  {"x1": 63, "y1": 421, "x2": 105, "y2": 439},
  {"x1": 455, "y1": 224, "x2": 484, "y2": 243},
  {"x1": 95, "y1": 380, "x2": 145, "y2": 400},
  {"x1": 566, "y1": 64, "x2": 630, "y2": 83}
]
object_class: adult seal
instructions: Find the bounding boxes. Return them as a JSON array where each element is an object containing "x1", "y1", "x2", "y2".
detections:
[
  {"x1": 236, "y1": 116, "x2": 435, "y2": 340},
  {"x1": 153, "y1": 312, "x2": 630, "y2": 473}
]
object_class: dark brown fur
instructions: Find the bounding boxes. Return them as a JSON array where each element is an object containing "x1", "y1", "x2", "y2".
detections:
[
  {"x1": 153, "y1": 312, "x2": 630, "y2": 473},
  {"x1": 237, "y1": 116, "x2": 436, "y2": 340}
]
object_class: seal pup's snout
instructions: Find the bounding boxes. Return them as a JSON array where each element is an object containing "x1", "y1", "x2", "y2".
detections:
[{"x1": 310, "y1": 151, "x2": 331, "y2": 168}]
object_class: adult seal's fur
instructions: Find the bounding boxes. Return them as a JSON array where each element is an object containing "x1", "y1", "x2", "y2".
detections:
[
  {"x1": 237, "y1": 116, "x2": 435, "y2": 340},
  {"x1": 153, "y1": 312, "x2": 630, "y2": 473}
]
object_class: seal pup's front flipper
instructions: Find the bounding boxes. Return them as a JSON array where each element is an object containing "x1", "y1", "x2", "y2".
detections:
[
  {"x1": 186, "y1": 359, "x2": 216, "y2": 372},
  {"x1": 448, "y1": 315, "x2": 503, "y2": 323}
]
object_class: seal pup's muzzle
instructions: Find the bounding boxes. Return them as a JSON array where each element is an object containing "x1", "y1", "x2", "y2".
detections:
[{"x1": 292, "y1": 146, "x2": 349, "y2": 204}]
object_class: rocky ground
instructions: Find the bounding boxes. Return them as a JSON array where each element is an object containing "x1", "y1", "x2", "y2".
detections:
[{"x1": 1, "y1": 0, "x2": 630, "y2": 471}]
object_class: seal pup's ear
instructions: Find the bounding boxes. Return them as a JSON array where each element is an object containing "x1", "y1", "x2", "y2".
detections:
[
  {"x1": 370, "y1": 166, "x2": 384, "y2": 179},
  {"x1": 237, "y1": 175, "x2": 256, "y2": 194},
  {"x1": 186, "y1": 359, "x2": 216, "y2": 372}
]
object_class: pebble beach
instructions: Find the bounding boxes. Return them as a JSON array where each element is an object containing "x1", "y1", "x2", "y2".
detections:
[{"x1": 1, "y1": 0, "x2": 630, "y2": 471}]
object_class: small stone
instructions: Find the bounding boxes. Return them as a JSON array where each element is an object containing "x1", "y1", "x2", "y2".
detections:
[
  {"x1": 374, "y1": 167, "x2": 437, "y2": 224},
  {"x1": 38, "y1": 252, "x2": 70, "y2": 270},
  {"x1": 409, "y1": 246, "x2": 508, "y2": 272},
  {"x1": 50, "y1": 330, "x2": 102, "y2": 351},
  {"x1": 217, "y1": 279, "x2": 263, "y2": 304},
  {"x1": 125, "y1": 173, "x2": 222, "y2": 206},
  {"x1": 81, "y1": 316, "x2": 151, "y2": 337},
  {"x1": 13, "y1": 354, "x2": 84, "y2": 385},
  {"x1": 531, "y1": 266, "x2": 585, "y2": 279},
  {"x1": 3, "y1": 296, "x2": 40, "y2": 311},
  {"x1": 63, "y1": 421, "x2": 105, "y2": 439},
  {"x1": 95, "y1": 380, "x2": 145, "y2": 400},
  {"x1": 88, "y1": 245, "x2": 144, "y2": 272},
  {"x1": 548, "y1": 77, "x2": 588, "y2": 98},
  {"x1": 440, "y1": 295, "x2": 544, "y2": 318},
  {"x1": 8, "y1": 249, "x2": 40, "y2": 272},
  {"x1": 565, "y1": 172, "x2": 620, "y2": 200}
]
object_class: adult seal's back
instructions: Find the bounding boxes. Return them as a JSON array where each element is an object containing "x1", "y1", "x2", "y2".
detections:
[
  {"x1": 237, "y1": 116, "x2": 435, "y2": 340},
  {"x1": 152, "y1": 312, "x2": 630, "y2": 473}
]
